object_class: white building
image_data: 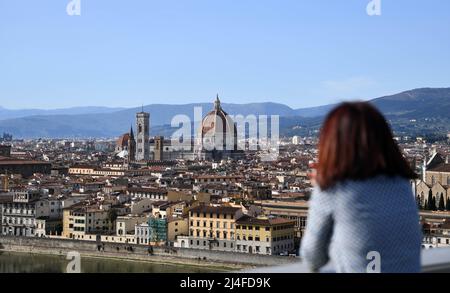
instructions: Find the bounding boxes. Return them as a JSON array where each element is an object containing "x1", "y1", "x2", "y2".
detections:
[
  {"x1": 1, "y1": 190, "x2": 52, "y2": 237},
  {"x1": 292, "y1": 136, "x2": 302, "y2": 145},
  {"x1": 135, "y1": 221, "x2": 150, "y2": 245}
]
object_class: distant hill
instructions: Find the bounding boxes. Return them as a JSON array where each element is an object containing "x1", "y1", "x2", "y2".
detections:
[
  {"x1": 0, "y1": 106, "x2": 126, "y2": 120},
  {"x1": 370, "y1": 88, "x2": 450, "y2": 118},
  {"x1": 0, "y1": 102, "x2": 298, "y2": 138},
  {"x1": 0, "y1": 88, "x2": 449, "y2": 139},
  {"x1": 282, "y1": 88, "x2": 450, "y2": 138}
]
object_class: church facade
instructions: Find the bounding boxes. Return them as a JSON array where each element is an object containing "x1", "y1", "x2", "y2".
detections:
[
  {"x1": 115, "y1": 96, "x2": 243, "y2": 163},
  {"x1": 415, "y1": 152, "x2": 450, "y2": 210}
]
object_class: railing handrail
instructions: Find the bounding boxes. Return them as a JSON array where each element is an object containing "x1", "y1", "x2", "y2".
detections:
[{"x1": 243, "y1": 247, "x2": 450, "y2": 273}]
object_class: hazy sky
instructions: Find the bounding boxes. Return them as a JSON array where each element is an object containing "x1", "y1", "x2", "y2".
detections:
[{"x1": 1, "y1": 0, "x2": 450, "y2": 109}]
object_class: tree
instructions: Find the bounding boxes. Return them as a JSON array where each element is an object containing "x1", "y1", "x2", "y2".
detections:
[
  {"x1": 438, "y1": 194, "x2": 445, "y2": 211},
  {"x1": 446, "y1": 197, "x2": 450, "y2": 211},
  {"x1": 432, "y1": 197, "x2": 437, "y2": 211},
  {"x1": 427, "y1": 190, "x2": 434, "y2": 210},
  {"x1": 107, "y1": 209, "x2": 118, "y2": 229}
]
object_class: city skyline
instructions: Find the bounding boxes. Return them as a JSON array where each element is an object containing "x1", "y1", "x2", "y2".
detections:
[{"x1": 1, "y1": 1, "x2": 450, "y2": 109}]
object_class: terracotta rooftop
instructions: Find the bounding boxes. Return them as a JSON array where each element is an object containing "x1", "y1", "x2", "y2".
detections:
[
  {"x1": 189, "y1": 205, "x2": 241, "y2": 215},
  {"x1": 236, "y1": 214, "x2": 295, "y2": 226}
]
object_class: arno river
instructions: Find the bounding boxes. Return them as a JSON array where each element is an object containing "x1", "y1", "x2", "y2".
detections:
[{"x1": 0, "y1": 251, "x2": 226, "y2": 273}]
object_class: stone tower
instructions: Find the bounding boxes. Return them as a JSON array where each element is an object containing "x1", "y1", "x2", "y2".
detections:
[
  {"x1": 135, "y1": 110, "x2": 150, "y2": 161},
  {"x1": 128, "y1": 125, "x2": 136, "y2": 163},
  {"x1": 154, "y1": 136, "x2": 164, "y2": 161}
]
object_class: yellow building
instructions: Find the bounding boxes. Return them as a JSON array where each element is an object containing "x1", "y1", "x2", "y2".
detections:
[
  {"x1": 0, "y1": 175, "x2": 9, "y2": 192},
  {"x1": 235, "y1": 215, "x2": 295, "y2": 255},
  {"x1": 62, "y1": 203, "x2": 114, "y2": 240},
  {"x1": 188, "y1": 205, "x2": 243, "y2": 251},
  {"x1": 167, "y1": 217, "x2": 189, "y2": 242}
]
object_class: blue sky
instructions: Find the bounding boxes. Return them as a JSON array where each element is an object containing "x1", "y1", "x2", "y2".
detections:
[{"x1": 1, "y1": 0, "x2": 450, "y2": 109}]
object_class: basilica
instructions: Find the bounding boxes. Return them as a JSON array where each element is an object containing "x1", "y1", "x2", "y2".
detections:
[
  {"x1": 115, "y1": 96, "x2": 243, "y2": 162},
  {"x1": 195, "y1": 96, "x2": 243, "y2": 161}
]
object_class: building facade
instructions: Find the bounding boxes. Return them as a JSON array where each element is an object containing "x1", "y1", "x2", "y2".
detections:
[
  {"x1": 188, "y1": 205, "x2": 242, "y2": 252},
  {"x1": 62, "y1": 204, "x2": 113, "y2": 239},
  {"x1": 136, "y1": 111, "x2": 150, "y2": 161},
  {"x1": 235, "y1": 215, "x2": 295, "y2": 255},
  {"x1": 416, "y1": 153, "x2": 450, "y2": 210},
  {"x1": 1, "y1": 190, "x2": 51, "y2": 236}
]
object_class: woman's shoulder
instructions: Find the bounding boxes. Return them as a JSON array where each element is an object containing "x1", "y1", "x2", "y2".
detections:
[
  {"x1": 337, "y1": 175, "x2": 410, "y2": 189},
  {"x1": 314, "y1": 175, "x2": 411, "y2": 197}
]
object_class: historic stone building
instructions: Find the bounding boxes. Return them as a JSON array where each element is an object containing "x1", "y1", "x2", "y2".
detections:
[
  {"x1": 153, "y1": 136, "x2": 164, "y2": 161},
  {"x1": 0, "y1": 145, "x2": 51, "y2": 178},
  {"x1": 115, "y1": 126, "x2": 136, "y2": 162},
  {"x1": 1, "y1": 190, "x2": 51, "y2": 236},
  {"x1": 135, "y1": 110, "x2": 150, "y2": 161},
  {"x1": 195, "y1": 96, "x2": 243, "y2": 161},
  {"x1": 416, "y1": 152, "x2": 450, "y2": 209}
]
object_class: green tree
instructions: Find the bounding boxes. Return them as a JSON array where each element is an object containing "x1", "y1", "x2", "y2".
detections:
[
  {"x1": 438, "y1": 194, "x2": 445, "y2": 211},
  {"x1": 107, "y1": 209, "x2": 118, "y2": 228},
  {"x1": 446, "y1": 197, "x2": 450, "y2": 211},
  {"x1": 432, "y1": 197, "x2": 437, "y2": 211},
  {"x1": 427, "y1": 190, "x2": 434, "y2": 210}
]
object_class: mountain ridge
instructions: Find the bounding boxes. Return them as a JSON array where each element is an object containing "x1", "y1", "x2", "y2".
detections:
[{"x1": 1, "y1": 87, "x2": 449, "y2": 139}]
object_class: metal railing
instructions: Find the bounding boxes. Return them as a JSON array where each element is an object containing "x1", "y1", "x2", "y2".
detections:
[{"x1": 244, "y1": 247, "x2": 450, "y2": 273}]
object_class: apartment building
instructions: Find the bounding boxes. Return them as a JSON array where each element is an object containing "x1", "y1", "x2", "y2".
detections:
[
  {"x1": 1, "y1": 190, "x2": 52, "y2": 237},
  {"x1": 235, "y1": 215, "x2": 296, "y2": 255},
  {"x1": 187, "y1": 205, "x2": 243, "y2": 252},
  {"x1": 62, "y1": 203, "x2": 113, "y2": 240}
]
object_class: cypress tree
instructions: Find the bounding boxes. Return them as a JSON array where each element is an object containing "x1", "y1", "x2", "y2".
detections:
[
  {"x1": 446, "y1": 197, "x2": 450, "y2": 211},
  {"x1": 438, "y1": 195, "x2": 445, "y2": 211},
  {"x1": 427, "y1": 190, "x2": 434, "y2": 210},
  {"x1": 432, "y1": 197, "x2": 437, "y2": 211}
]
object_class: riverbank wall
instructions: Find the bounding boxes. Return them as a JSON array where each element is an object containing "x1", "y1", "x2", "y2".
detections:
[{"x1": 0, "y1": 236, "x2": 298, "y2": 269}]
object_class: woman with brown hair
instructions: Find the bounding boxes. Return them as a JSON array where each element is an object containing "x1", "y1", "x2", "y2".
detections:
[{"x1": 300, "y1": 102, "x2": 422, "y2": 273}]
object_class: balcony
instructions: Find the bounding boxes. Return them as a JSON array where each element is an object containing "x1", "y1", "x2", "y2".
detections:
[{"x1": 244, "y1": 247, "x2": 450, "y2": 273}]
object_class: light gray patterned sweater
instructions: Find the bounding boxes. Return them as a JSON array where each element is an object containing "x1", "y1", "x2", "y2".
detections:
[{"x1": 300, "y1": 176, "x2": 422, "y2": 273}]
